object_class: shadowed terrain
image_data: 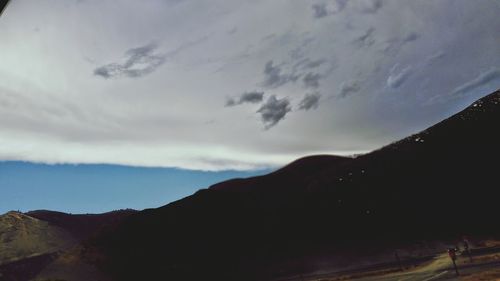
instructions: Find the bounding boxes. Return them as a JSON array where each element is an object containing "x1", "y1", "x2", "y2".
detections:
[{"x1": 90, "y1": 90, "x2": 500, "y2": 281}]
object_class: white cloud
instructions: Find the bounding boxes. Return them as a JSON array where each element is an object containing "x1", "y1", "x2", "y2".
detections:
[
  {"x1": 452, "y1": 68, "x2": 500, "y2": 97},
  {"x1": 387, "y1": 65, "x2": 412, "y2": 89}
]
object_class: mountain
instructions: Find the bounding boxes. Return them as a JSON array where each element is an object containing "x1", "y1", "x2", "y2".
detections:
[
  {"x1": 0, "y1": 210, "x2": 135, "y2": 281},
  {"x1": 0, "y1": 212, "x2": 75, "y2": 265},
  {"x1": 26, "y1": 209, "x2": 137, "y2": 240},
  {"x1": 211, "y1": 155, "x2": 352, "y2": 193},
  {"x1": 89, "y1": 90, "x2": 500, "y2": 281}
]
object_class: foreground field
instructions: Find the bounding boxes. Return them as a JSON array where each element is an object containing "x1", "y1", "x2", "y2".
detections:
[{"x1": 330, "y1": 251, "x2": 500, "y2": 281}]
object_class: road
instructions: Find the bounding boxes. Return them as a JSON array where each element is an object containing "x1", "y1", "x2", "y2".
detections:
[
  {"x1": 275, "y1": 247, "x2": 500, "y2": 281},
  {"x1": 354, "y1": 254, "x2": 500, "y2": 281}
]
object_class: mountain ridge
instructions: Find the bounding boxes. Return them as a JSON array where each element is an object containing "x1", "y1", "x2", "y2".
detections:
[{"x1": 90, "y1": 89, "x2": 500, "y2": 281}]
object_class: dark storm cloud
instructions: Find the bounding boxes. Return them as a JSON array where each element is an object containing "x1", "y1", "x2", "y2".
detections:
[
  {"x1": 298, "y1": 93, "x2": 321, "y2": 110},
  {"x1": 303, "y1": 72, "x2": 322, "y2": 89},
  {"x1": 353, "y1": 27, "x2": 376, "y2": 48},
  {"x1": 339, "y1": 80, "x2": 361, "y2": 98},
  {"x1": 257, "y1": 95, "x2": 291, "y2": 129},
  {"x1": 452, "y1": 68, "x2": 500, "y2": 96},
  {"x1": 225, "y1": 91, "x2": 264, "y2": 107},
  {"x1": 261, "y1": 60, "x2": 299, "y2": 88},
  {"x1": 94, "y1": 43, "x2": 167, "y2": 79}
]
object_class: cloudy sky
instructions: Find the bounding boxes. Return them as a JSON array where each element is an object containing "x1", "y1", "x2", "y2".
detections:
[{"x1": 1, "y1": 0, "x2": 500, "y2": 171}]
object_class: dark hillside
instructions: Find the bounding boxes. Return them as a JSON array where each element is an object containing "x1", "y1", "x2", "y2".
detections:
[
  {"x1": 93, "y1": 90, "x2": 500, "y2": 281},
  {"x1": 27, "y1": 209, "x2": 137, "y2": 240}
]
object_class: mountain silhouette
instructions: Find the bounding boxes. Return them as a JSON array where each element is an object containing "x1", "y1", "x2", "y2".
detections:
[{"x1": 90, "y1": 90, "x2": 500, "y2": 281}]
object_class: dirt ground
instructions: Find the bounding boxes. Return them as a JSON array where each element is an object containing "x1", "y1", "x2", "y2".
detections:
[{"x1": 460, "y1": 267, "x2": 500, "y2": 281}]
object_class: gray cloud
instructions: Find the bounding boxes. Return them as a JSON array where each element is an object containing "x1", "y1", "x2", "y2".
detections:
[
  {"x1": 339, "y1": 80, "x2": 361, "y2": 98},
  {"x1": 383, "y1": 32, "x2": 420, "y2": 55},
  {"x1": 387, "y1": 65, "x2": 412, "y2": 88},
  {"x1": 261, "y1": 60, "x2": 299, "y2": 88},
  {"x1": 225, "y1": 91, "x2": 264, "y2": 107},
  {"x1": 358, "y1": 0, "x2": 383, "y2": 14},
  {"x1": 293, "y1": 58, "x2": 327, "y2": 72},
  {"x1": 312, "y1": 3, "x2": 328, "y2": 18},
  {"x1": 335, "y1": 0, "x2": 349, "y2": 12},
  {"x1": 94, "y1": 43, "x2": 167, "y2": 79},
  {"x1": 2, "y1": 0, "x2": 500, "y2": 171},
  {"x1": 298, "y1": 93, "x2": 321, "y2": 110},
  {"x1": 257, "y1": 95, "x2": 291, "y2": 129},
  {"x1": 311, "y1": 0, "x2": 348, "y2": 18},
  {"x1": 289, "y1": 36, "x2": 316, "y2": 60},
  {"x1": 452, "y1": 68, "x2": 500, "y2": 96},
  {"x1": 403, "y1": 32, "x2": 419, "y2": 43},
  {"x1": 353, "y1": 27, "x2": 376, "y2": 48},
  {"x1": 261, "y1": 33, "x2": 277, "y2": 41},
  {"x1": 426, "y1": 51, "x2": 446, "y2": 65},
  {"x1": 94, "y1": 36, "x2": 208, "y2": 79},
  {"x1": 303, "y1": 72, "x2": 322, "y2": 88},
  {"x1": 305, "y1": 59, "x2": 327, "y2": 69}
]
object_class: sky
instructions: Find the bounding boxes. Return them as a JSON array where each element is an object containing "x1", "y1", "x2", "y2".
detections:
[
  {"x1": 0, "y1": 161, "x2": 267, "y2": 214},
  {"x1": 0, "y1": 1, "x2": 499, "y2": 212}
]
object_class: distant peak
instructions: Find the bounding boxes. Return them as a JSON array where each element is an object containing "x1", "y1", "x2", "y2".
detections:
[{"x1": 2, "y1": 211, "x2": 38, "y2": 222}]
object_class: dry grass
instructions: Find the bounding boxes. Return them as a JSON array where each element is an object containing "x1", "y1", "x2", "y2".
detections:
[
  {"x1": 33, "y1": 246, "x2": 110, "y2": 281},
  {"x1": 309, "y1": 265, "x2": 425, "y2": 281},
  {"x1": 468, "y1": 253, "x2": 500, "y2": 264},
  {"x1": 312, "y1": 268, "x2": 401, "y2": 281},
  {"x1": 0, "y1": 212, "x2": 75, "y2": 264},
  {"x1": 461, "y1": 268, "x2": 500, "y2": 281}
]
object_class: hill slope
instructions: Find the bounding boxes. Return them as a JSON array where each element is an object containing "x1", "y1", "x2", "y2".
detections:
[
  {"x1": 27, "y1": 209, "x2": 137, "y2": 240},
  {"x1": 0, "y1": 212, "x2": 75, "y2": 265},
  {"x1": 92, "y1": 90, "x2": 500, "y2": 281},
  {"x1": 210, "y1": 155, "x2": 352, "y2": 193},
  {"x1": 0, "y1": 210, "x2": 135, "y2": 281}
]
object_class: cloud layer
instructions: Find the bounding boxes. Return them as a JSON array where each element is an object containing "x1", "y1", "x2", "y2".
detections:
[
  {"x1": 94, "y1": 43, "x2": 167, "y2": 79},
  {"x1": 0, "y1": 0, "x2": 499, "y2": 170},
  {"x1": 453, "y1": 68, "x2": 500, "y2": 97}
]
